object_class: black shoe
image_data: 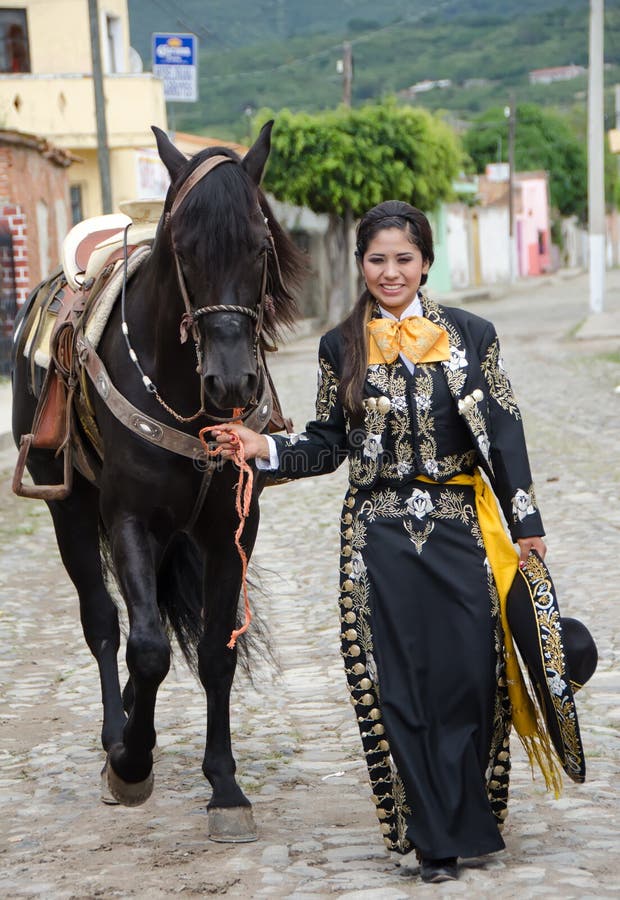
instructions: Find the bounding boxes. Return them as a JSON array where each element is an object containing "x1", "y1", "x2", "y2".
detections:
[{"x1": 420, "y1": 857, "x2": 458, "y2": 883}]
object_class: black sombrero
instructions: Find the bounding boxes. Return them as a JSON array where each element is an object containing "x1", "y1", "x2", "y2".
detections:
[{"x1": 506, "y1": 551, "x2": 598, "y2": 783}]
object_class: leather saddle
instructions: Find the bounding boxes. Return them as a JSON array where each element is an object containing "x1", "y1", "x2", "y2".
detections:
[{"x1": 14, "y1": 214, "x2": 156, "y2": 500}]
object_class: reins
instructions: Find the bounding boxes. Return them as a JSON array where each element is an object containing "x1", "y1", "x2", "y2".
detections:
[{"x1": 199, "y1": 425, "x2": 254, "y2": 649}]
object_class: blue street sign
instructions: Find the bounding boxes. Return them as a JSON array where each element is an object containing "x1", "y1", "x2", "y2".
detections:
[{"x1": 152, "y1": 33, "x2": 198, "y2": 103}]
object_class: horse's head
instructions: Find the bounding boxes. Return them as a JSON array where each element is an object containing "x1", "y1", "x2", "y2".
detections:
[{"x1": 153, "y1": 122, "x2": 299, "y2": 414}]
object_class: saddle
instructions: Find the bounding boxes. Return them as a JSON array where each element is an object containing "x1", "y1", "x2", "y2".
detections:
[
  {"x1": 13, "y1": 211, "x2": 293, "y2": 502},
  {"x1": 14, "y1": 213, "x2": 156, "y2": 500}
]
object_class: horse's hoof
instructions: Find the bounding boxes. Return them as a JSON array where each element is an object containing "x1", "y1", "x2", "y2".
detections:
[
  {"x1": 208, "y1": 806, "x2": 258, "y2": 843},
  {"x1": 103, "y1": 756, "x2": 154, "y2": 807},
  {"x1": 100, "y1": 761, "x2": 120, "y2": 805}
]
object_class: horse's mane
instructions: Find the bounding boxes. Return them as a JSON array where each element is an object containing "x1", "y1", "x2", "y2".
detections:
[{"x1": 169, "y1": 146, "x2": 306, "y2": 345}]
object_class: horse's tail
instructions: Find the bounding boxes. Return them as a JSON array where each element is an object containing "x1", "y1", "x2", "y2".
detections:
[
  {"x1": 156, "y1": 532, "x2": 203, "y2": 675},
  {"x1": 100, "y1": 526, "x2": 272, "y2": 679}
]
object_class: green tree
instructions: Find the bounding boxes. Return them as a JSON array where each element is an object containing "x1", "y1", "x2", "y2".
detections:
[
  {"x1": 257, "y1": 103, "x2": 461, "y2": 322},
  {"x1": 462, "y1": 103, "x2": 587, "y2": 220}
]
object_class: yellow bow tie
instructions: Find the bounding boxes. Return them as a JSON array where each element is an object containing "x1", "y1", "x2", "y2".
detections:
[{"x1": 367, "y1": 316, "x2": 450, "y2": 366}]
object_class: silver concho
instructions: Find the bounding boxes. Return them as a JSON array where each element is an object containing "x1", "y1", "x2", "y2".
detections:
[
  {"x1": 129, "y1": 414, "x2": 163, "y2": 442},
  {"x1": 96, "y1": 373, "x2": 110, "y2": 400}
]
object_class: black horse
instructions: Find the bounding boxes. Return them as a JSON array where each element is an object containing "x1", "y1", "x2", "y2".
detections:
[{"x1": 11, "y1": 122, "x2": 304, "y2": 840}]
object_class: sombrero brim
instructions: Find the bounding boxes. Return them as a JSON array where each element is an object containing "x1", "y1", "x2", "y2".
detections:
[{"x1": 507, "y1": 552, "x2": 586, "y2": 783}]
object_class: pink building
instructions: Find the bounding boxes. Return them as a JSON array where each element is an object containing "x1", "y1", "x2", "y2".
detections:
[{"x1": 515, "y1": 171, "x2": 552, "y2": 277}]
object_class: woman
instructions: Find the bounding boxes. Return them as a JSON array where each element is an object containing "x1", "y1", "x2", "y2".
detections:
[{"x1": 212, "y1": 201, "x2": 547, "y2": 883}]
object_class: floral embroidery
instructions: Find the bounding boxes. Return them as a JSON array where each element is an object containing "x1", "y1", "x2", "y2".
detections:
[
  {"x1": 391, "y1": 395, "x2": 408, "y2": 414},
  {"x1": 363, "y1": 433, "x2": 383, "y2": 460},
  {"x1": 549, "y1": 672, "x2": 568, "y2": 697},
  {"x1": 405, "y1": 488, "x2": 434, "y2": 519},
  {"x1": 478, "y1": 433, "x2": 490, "y2": 459},
  {"x1": 511, "y1": 487, "x2": 537, "y2": 521},
  {"x1": 404, "y1": 519, "x2": 435, "y2": 554},
  {"x1": 341, "y1": 481, "x2": 510, "y2": 851},
  {"x1": 315, "y1": 355, "x2": 338, "y2": 422},
  {"x1": 359, "y1": 488, "x2": 406, "y2": 522},
  {"x1": 447, "y1": 346, "x2": 468, "y2": 372},
  {"x1": 481, "y1": 337, "x2": 520, "y2": 419},
  {"x1": 350, "y1": 550, "x2": 365, "y2": 580},
  {"x1": 425, "y1": 458, "x2": 440, "y2": 477}
]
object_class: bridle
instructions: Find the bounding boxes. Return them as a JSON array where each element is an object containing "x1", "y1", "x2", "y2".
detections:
[{"x1": 120, "y1": 153, "x2": 275, "y2": 425}]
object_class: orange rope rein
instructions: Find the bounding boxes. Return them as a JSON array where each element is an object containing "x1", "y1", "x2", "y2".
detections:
[{"x1": 199, "y1": 413, "x2": 253, "y2": 649}]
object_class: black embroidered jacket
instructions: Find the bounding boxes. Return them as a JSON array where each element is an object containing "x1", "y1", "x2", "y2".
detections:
[{"x1": 272, "y1": 297, "x2": 544, "y2": 541}]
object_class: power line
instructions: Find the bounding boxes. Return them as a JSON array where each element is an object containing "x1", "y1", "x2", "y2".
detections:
[
  {"x1": 137, "y1": 0, "x2": 212, "y2": 42},
  {"x1": 137, "y1": 0, "x2": 453, "y2": 87}
]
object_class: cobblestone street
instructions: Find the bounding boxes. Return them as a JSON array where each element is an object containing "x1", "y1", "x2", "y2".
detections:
[{"x1": 1, "y1": 270, "x2": 619, "y2": 898}]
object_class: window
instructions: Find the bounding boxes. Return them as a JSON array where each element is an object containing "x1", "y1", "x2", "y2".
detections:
[
  {"x1": 70, "y1": 185, "x2": 84, "y2": 225},
  {"x1": 0, "y1": 9, "x2": 30, "y2": 73},
  {"x1": 105, "y1": 14, "x2": 123, "y2": 73}
]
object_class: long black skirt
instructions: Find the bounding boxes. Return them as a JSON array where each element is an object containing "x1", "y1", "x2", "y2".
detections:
[{"x1": 339, "y1": 479, "x2": 511, "y2": 859}]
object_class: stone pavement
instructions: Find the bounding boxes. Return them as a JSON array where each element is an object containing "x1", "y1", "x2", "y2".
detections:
[{"x1": 0, "y1": 270, "x2": 619, "y2": 898}]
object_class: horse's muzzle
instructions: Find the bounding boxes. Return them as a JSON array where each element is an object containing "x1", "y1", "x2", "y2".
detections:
[{"x1": 203, "y1": 373, "x2": 259, "y2": 411}]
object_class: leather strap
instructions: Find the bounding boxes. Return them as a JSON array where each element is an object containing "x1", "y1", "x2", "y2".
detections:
[
  {"x1": 170, "y1": 155, "x2": 235, "y2": 220},
  {"x1": 76, "y1": 335, "x2": 273, "y2": 461}
]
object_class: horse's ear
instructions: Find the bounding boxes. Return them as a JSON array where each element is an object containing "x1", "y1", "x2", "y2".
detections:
[
  {"x1": 242, "y1": 120, "x2": 273, "y2": 185},
  {"x1": 152, "y1": 126, "x2": 186, "y2": 182}
]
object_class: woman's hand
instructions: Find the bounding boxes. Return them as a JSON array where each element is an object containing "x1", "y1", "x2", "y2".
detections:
[
  {"x1": 209, "y1": 424, "x2": 270, "y2": 461},
  {"x1": 516, "y1": 536, "x2": 546, "y2": 568}
]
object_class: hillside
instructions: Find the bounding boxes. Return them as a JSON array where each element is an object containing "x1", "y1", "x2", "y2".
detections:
[{"x1": 127, "y1": 0, "x2": 620, "y2": 138}]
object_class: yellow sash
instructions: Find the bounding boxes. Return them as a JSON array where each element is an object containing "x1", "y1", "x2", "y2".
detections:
[{"x1": 417, "y1": 470, "x2": 563, "y2": 796}]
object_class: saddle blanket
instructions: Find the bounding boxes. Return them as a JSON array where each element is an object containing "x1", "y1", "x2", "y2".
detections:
[{"x1": 21, "y1": 243, "x2": 151, "y2": 370}]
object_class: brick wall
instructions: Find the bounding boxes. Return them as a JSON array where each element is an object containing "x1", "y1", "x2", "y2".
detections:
[
  {"x1": 0, "y1": 205, "x2": 28, "y2": 305},
  {"x1": 0, "y1": 136, "x2": 73, "y2": 305}
]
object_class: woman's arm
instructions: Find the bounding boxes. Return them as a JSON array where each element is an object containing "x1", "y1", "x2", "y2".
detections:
[
  {"x1": 479, "y1": 322, "x2": 546, "y2": 550},
  {"x1": 212, "y1": 333, "x2": 349, "y2": 479}
]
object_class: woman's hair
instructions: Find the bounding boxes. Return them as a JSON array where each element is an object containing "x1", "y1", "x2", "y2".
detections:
[{"x1": 339, "y1": 201, "x2": 434, "y2": 416}]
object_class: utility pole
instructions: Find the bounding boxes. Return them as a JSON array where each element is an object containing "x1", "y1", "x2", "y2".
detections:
[
  {"x1": 88, "y1": 0, "x2": 113, "y2": 214},
  {"x1": 342, "y1": 42, "x2": 353, "y2": 108},
  {"x1": 588, "y1": 0, "x2": 605, "y2": 313},
  {"x1": 337, "y1": 42, "x2": 354, "y2": 310},
  {"x1": 506, "y1": 94, "x2": 517, "y2": 283}
]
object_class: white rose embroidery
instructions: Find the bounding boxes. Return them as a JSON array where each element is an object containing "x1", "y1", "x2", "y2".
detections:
[
  {"x1": 548, "y1": 672, "x2": 567, "y2": 697},
  {"x1": 477, "y1": 434, "x2": 490, "y2": 458},
  {"x1": 363, "y1": 433, "x2": 383, "y2": 460},
  {"x1": 512, "y1": 488, "x2": 536, "y2": 521},
  {"x1": 350, "y1": 550, "x2": 366, "y2": 581},
  {"x1": 391, "y1": 395, "x2": 408, "y2": 414},
  {"x1": 405, "y1": 488, "x2": 434, "y2": 520},
  {"x1": 424, "y1": 458, "x2": 439, "y2": 477},
  {"x1": 447, "y1": 346, "x2": 468, "y2": 372},
  {"x1": 396, "y1": 461, "x2": 412, "y2": 476},
  {"x1": 414, "y1": 393, "x2": 431, "y2": 411}
]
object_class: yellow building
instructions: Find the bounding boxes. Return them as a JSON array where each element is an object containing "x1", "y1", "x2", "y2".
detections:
[{"x1": 0, "y1": 0, "x2": 167, "y2": 218}]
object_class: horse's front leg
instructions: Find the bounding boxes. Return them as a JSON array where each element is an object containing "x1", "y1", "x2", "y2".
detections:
[
  {"x1": 198, "y1": 501, "x2": 260, "y2": 842},
  {"x1": 103, "y1": 514, "x2": 170, "y2": 806}
]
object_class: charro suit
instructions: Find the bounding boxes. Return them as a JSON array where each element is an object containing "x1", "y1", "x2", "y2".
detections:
[
  {"x1": 269, "y1": 296, "x2": 544, "y2": 859},
  {"x1": 272, "y1": 296, "x2": 544, "y2": 542}
]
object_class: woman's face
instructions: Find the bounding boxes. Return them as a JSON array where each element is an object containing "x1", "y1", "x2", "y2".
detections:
[{"x1": 361, "y1": 227, "x2": 429, "y2": 318}]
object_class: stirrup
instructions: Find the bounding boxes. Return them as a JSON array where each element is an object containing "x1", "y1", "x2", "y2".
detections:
[{"x1": 12, "y1": 433, "x2": 73, "y2": 500}]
